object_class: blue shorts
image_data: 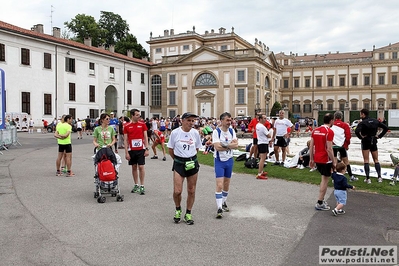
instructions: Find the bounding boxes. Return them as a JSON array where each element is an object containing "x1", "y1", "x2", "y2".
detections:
[
  {"x1": 334, "y1": 190, "x2": 347, "y2": 205},
  {"x1": 214, "y1": 158, "x2": 233, "y2": 178}
]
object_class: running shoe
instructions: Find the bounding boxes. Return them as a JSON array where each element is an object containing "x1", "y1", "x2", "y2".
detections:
[
  {"x1": 66, "y1": 171, "x2": 75, "y2": 177},
  {"x1": 364, "y1": 178, "x2": 371, "y2": 184},
  {"x1": 273, "y1": 161, "x2": 280, "y2": 166},
  {"x1": 390, "y1": 180, "x2": 396, "y2": 186},
  {"x1": 315, "y1": 202, "x2": 330, "y2": 211},
  {"x1": 309, "y1": 167, "x2": 317, "y2": 172},
  {"x1": 163, "y1": 157, "x2": 166, "y2": 161},
  {"x1": 222, "y1": 202, "x2": 229, "y2": 212},
  {"x1": 256, "y1": 174, "x2": 268, "y2": 180},
  {"x1": 337, "y1": 209, "x2": 345, "y2": 215},
  {"x1": 378, "y1": 177, "x2": 383, "y2": 183},
  {"x1": 139, "y1": 186, "x2": 145, "y2": 195},
  {"x1": 332, "y1": 209, "x2": 338, "y2": 216},
  {"x1": 184, "y1": 213, "x2": 194, "y2": 225},
  {"x1": 56, "y1": 170, "x2": 62, "y2": 176},
  {"x1": 131, "y1": 184, "x2": 140, "y2": 193},
  {"x1": 216, "y1": 208, "x2": 223, "y2": 219},
  {"x1": 151, "y1": 156, "x2": 158, "y2": 159},
  {"x1": 174, "y1": 210, "x2": 182, "y2": 223},
  {"x1": 350, "y1": 175, "x2": 358, "y2": 182}
]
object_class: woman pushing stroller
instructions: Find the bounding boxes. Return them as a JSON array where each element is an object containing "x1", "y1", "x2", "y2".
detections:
[{"x1": 93, "y1": 113, "x2": 116, "y2": 151}]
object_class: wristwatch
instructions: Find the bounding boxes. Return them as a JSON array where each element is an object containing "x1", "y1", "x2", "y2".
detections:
[{"x1": 145, "y1": 147, "x2": 149, "y2": 151}]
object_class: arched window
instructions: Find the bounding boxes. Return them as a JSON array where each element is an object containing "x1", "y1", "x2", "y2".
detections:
[
  {"x1": 151, "y1": 75, "x2": 161, "y2": 106},
  {"x1": 195, "y1": 73, "x2": 217, "y2": 86},
  {"x1": 265, "y1": 77, "x2": 270, "y2": 89}
]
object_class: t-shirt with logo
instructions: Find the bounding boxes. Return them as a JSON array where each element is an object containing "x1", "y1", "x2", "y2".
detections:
[
  {"x1": 311, "y1": 125, "x2": 334, "y2": 164},
  {"x1": 274, "y1": 118, "x2": 293, "y2": 136},
  {"x1": 123, "y1": 121, "x2": 148, "y2": 151},
  {"x1": 153, "y1": 130, "x2": 165, "y2": 143},
  {"x1": 93, "y1": 125, "x2": 116, "y2": 150},
  {"x1": 167, "y1": 127, "x2": 202, "y2": 158},
  {"x1": 212, "y1": 127, "x2": 237, "y2": 162},
  {"x1": 109, "y1": 118, "x2": 119, "y2": 132}
]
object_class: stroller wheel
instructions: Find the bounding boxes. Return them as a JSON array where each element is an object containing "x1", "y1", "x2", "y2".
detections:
[
  {"x1": 97, "y1": 196, "x2": 106, "y2": 203},
  {"x1": 93, "y1": 192, "x2": 99, "y2": 198},
  {"x1": 117, "y1": 195, "x2": 124, "y2": 202},
  {"x1": 111, "y1": 193, "x2": 116, "y2": 197}
]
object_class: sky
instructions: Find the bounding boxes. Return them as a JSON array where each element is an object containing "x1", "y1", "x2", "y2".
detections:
[{"x1": 1, "y1": 0, "x2": 399, "y2": 55}]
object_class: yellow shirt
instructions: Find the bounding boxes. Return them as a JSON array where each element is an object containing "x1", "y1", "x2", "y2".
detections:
[{"x1": 56, "y1": 122, "x2": 72, "y2": 145}]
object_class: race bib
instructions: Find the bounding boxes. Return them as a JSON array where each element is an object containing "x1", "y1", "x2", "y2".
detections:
[{"x1": 131, "y1": 139, "x2": 143, "y2": 148}]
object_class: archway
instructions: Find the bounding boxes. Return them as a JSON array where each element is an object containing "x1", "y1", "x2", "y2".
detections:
[{"x1": 105, "y1": 85, "x2": 118, "y2": 113}]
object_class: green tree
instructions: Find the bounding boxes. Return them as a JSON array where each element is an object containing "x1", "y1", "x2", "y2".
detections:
[
  {"x1": 64, "y1": 14, "x2": 105, "y2": 47},
  {"x1": 270, "y1": 101, "x2": 282, "y2": 117},
  {"x1": 115, "y1": 33, "x2": 149, "y2": 59},
  {"x1": 98, "y1": 11, "x2": 129, "y2": 47}
]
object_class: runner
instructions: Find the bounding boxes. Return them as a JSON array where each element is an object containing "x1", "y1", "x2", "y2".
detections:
[
  {"x1": 255, "y1": 114, "x2": 271, "y2": 180},
  {"x1": 150, "y1": 129, "x2": 167, "y2": 161},
  {"x1": 271, "y1": 110, "x2": 293, "y2": 165}
]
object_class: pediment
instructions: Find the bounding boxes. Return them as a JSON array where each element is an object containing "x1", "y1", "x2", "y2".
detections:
[
  {"x1": 174, "y1": 46, "x2": 234, "y2": 64},
  {"x1": 195, "y1": 90, "x2": 216, "y2": 98}
]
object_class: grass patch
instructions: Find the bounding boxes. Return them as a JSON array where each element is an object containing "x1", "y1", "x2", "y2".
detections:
[{"x1": 196, "y1": 152, "x2": 399, "y2": 197}]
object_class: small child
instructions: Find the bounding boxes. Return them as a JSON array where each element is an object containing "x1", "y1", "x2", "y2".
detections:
[{"x1": 331, "y1": 162, "x2": 355, "y2": 216}]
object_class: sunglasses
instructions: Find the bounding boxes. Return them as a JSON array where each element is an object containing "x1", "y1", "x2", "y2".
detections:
[{"x1": 104, "y1": 118, "x2": 110, "y2": 120}]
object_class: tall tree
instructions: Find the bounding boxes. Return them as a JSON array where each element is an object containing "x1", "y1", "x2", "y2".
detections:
[
  {"x1": 270, "y1": 101, "x2": 282, "y2": 117},
  {"x1": 64, "y1": 14, "x2": 105, "y2": 47},
  {"x1": 115, "y1": 33, "x2": 149, "y2": 59},
  {"x1": 98, "y1": 11, "x2": 129, "y2": 47}
]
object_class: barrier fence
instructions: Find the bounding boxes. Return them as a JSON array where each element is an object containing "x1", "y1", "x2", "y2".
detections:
[{"x1": 0, "y1": 126, "x2": 21, "y2": 155}]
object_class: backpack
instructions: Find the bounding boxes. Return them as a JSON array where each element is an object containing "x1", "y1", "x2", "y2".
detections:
[
  {"x1": 216, "y1": 127, "x2": 234, "y2": 160},
  {"x1": 236, "y1": 153, "x2": 247, "y2": 161},
  {"x1": 97, "y1": 154, "x2": 116, "y2": 181},
  {"x1": 244, "y1": 157, "x2": 258, "y2": 169}
]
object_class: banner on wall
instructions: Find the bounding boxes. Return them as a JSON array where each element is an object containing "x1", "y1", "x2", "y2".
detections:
[{"x1": 0, "y1": 68, "x2": 5, "y2": 129}]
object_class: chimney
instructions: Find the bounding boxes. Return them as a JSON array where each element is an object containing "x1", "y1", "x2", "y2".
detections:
[
  {"x1": 98, "y1": 44, "x2": 105, "y2": 50},
  {"x1": 211, "y1": 29, "x2": 214, "y2": 33},
  {"x1": 219, "y1": 27, "x2": 225, "y2": 34},
  {"x1": 170, "y1": 29, "x2": 174, "y2": 36},
  {"x1": 52, "y1": 27, "x2": 60, "y2": 38},
  {"x1": 164, "y1": 30, "x2": 169, "y2": 37},
  {"x1": 32, "y1": 24, "x2": 44, "y2": 33},
  {"x1": 127, "y1": 50, "x2": 133, "y2": 58},
  {"x1": 205, "y1": 30, "x2": 209, "y2": 35},
  {"x1": 142, "y1": 56, "x2": 148, "y2": 61},
  {"x1": 362, "y1": 49, "x2": 366, "y2": 52},
  {"x1": 109, "y1": 44, "x2": 115, "y2": 53},
  {"x1": 328, "y1": 51, "x2": 331, "y2": 54},
  {"x1": 304, "y1": 53, "x2": 307, "y2": 56},
  {"x1": 84, "y1": 37, "x2": 92, "y2": 47},
  {"x1": 336, "y1": 51, "x2": 339, "y2": 54}
]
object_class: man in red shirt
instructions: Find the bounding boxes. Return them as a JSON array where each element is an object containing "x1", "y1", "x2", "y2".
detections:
[
  {"x1": 309, "y1": 113, "x2": 336, "y2": 211},
  {"x1": 150, "y1": 129, "x2": 166, "y2": 161},
  {"x1": 124, "y1": 109, "x2": 149, "y2": 195},
  {"x1": 331, "y1": 111, "x2": 357, "y2": 182}
]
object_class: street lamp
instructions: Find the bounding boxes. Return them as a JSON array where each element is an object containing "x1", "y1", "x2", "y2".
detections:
[{"x1": 255, "y1": 103, "x2": 260, "y2": 116}]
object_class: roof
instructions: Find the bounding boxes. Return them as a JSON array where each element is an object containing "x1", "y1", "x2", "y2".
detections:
[
  {"x1": 0, "y1": 20, "x2": 153, "y2": 67},
  {"x1": 276, "y1": 50, "x2": 372, "y2": 63}
]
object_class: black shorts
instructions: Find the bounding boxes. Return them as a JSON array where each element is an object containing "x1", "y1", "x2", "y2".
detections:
[
  {"x1": 77, "y1": 128, "x2": 82, "y2": 131},
  {"x1": 258, "y1": 143, "x2": 269, "y2": 154},
  {"x1": 274, "y1": 136, "x2": 288, "y2": 147},
  {"x1": 86, "y1": 125, "x2": 91, "y2": 131},
  {"x1": 252, "y1": 138, "x2": 258, "y2": 145},
  {"x1": 58, "y1": 144, "x2": 72, "y2": 153},
  {"x1": 333, "y1": 146, "x2": 348, "y2": 158},
  {"x1": 172, "y1": 156, "x2": 200, "y2": 177},
  {"x1": 316, "y1": 163, "x2": 333, "y2": 177},
  {"x1": 361, "y1": 137, "x2": 378, "y2": 152},
  {"x1": 128, "y1": 149, "x2": 145, "y2": 165}
]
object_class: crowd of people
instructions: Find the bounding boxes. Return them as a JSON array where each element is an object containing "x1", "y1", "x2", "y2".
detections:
[{"x1": 51, "y1": 107, "x2": 393, "y2": 223}]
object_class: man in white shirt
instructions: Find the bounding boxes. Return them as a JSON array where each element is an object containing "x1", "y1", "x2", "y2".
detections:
[
  {"x1": 272, "y1": 110, "x2": 293, "y2": 165},
  {"x1": 256, "y1": 114, "x2": 271, "y2": 179},
  {"x1": 212, "y1": 112, "x2": 238, "y2": 218}
]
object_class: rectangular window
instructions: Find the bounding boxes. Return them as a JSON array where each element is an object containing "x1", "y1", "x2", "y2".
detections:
[
  {"x1": 364, "y1": 76, "x2": 370, "y2": 86},
  {"x1": 316, "y1": 78, "x2": 322, "y2": 87},
  {"x1": 393, "y1": 52, "x2": 398, "y2": 59},
  {"x1": 351, "y1": 103, "x2": 357, "y2": 110},
  {"x1": 169, "y1": 91, "x2": 176, "y2": 105},
  {"x1": 89, "y1": 62, "x2": 95, "y2": 75},
  {"x1": 292, "y1": 104, "x2": 300, "y2": 113},
  {"x1": 89, "y1": 85, "x2": 95, "y2": 102},
  {"x1": 256, "y1": 71, "x2": 260, "y2": 83},
  {"x1": 169, "y1": 110, "x2": 176, "y2": 119},
  {"x1": 392, "y1": 102, "x2": 397, "y2": 109},
  {"x1": 352, "y1": 76, "x2": 357, "y2": 86},
  {"x1": 21, "y1": 92, "x2": 30, "y2": 114},
  {"x1": 284, "y1": 59, "x2": 288, "y2": 65},
  {"x1": 155, "y1": 48, "x2": 162, "y2": 53},
  {"x1": 0, "y1": 43, "x2": 5, "y2": 61},
  {"x1": 294, "y1": 79, "x2": 299, "y2": 88},
  {"x1": 378, "y1": 74, "x2": 385, "y2": 85},
  {"x1": 65, "y1": 57, "x2": 75, "y2": 73},
  {"x1": 69, "y1": 83, "x2": 76, "y2": 101},
  {"x1": 256, "y1": 89, "x2": 260, "y2": 104},
  {"x1": 110, "y1": 67, "x2": 114, "y2": 73},
  {"x1": 327, "y1": 103, "x2": 333, "y2": 110},
  {"x1": 141, "y1": 92, "x2": 145, "y2": 106},
  {"x1": 237, "y1": 70, "x2": 245, "y2": 82},
  {"x1": 89, "y1": 62, "x2": 95, "y2": 70},
  {"x1": 339, "y1": 103, "x2": 345, "y2": 110},
  {"x1": 44, "y1": 94, "x2": 52, "y2": 115},
  {"x1": 44, "y1": 53, "x2": 51, "y2": 69},
  {"x1": 305, "y1": 78, "x2": 310, "y2": 88},
  {"x1": 379, "y1": 53, "x2": 385, "y2": 60},
  {"x1": 303, "y1": 104, "x2": 311, "y2": 113},
  {"x1": 69, "y1": 108, "x2": 76, "y2": 120},
  {"x1": 237, "y1": 88, "x2": 245, "y2": 104},
  {"x1": 21, "y1": 48, "x2": 30, "y2": 65},
  {"x1": 339, "y1": 77, "x2": 345, "y2": 86},
  {"x1": 328, "y1": 77, "x2": 333, "y2": 87},
  {"x1": 169, "y1": 74, "x2": 176, "y2": 86},
  {"x1": 221, "y1": 45, "x2": 227, "y2": 51},
  {"x1": 283, "y1": 79, "x2": 289, "y2": 88},
  {"x1": 141, "y1": 73, "x2": 145, "y2": 84},
  {"x1": 183, "y1": 45, "x2": 189, "y2": 51},
  {"x1": 127, "y1": 90, "x2": 132, "y2": 105},
  {"x1": 127, "y1": 70, "x2": 132, "y2": 82},
  {"x1": 364, "y1": 102, "x2": 370, "y2": 110},
  {"x1": 392, "y1": 75, "x2": 397, "y2": 85}
]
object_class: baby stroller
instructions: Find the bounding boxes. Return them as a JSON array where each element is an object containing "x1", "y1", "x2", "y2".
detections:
[{"x1": 93, "y1": 147, "x2": 124, "y2": 203}]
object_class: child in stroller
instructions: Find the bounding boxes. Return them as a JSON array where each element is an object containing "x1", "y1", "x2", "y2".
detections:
[{"x1": 93, "y1": 147, "x2": 124, "y2": 203}]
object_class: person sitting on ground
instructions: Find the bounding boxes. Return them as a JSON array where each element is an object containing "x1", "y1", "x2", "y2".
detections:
[
  {"x1": 150, "y1": 129, "x2": 166, "y2": 161},
  {"x1": 297, "y1": 140, "x2": 311, "y2": 169},
  {"x1": 331, "y1": 162, "x2": 355, "y2": 216},
  {"x1": 202, "y1": 135, "x2": 214, "y2": 155}
]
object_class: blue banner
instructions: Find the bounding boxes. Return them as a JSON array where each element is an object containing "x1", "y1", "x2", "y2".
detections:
[{"x1": 0, "y1": 68, "x2": 5, "y2": 129}]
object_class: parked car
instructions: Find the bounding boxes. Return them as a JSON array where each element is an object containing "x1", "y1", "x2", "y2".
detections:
[{"x1": 235, "y1": 116, "x2": 252, "y2": 128}]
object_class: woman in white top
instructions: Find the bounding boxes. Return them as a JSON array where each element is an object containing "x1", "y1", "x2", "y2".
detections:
[{"x1": 167, "y1": 112, "x2": 202, "y2": 225}]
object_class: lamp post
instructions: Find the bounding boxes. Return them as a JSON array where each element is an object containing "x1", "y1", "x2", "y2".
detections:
[{"x1": 255, "y1": 103, "x2": 260, "y2": 117}]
